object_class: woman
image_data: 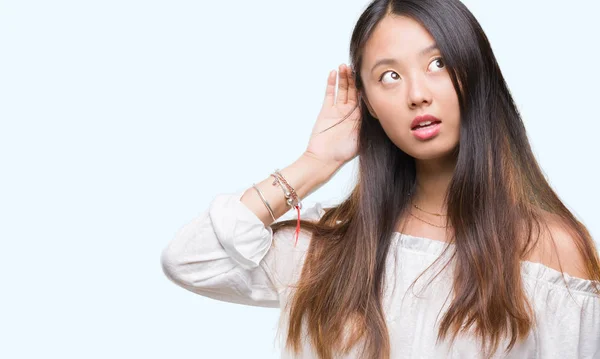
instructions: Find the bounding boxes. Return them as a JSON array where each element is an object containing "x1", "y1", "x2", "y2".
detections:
[{"x1": 161, "y1": 0, "x2": 600, "y2": 358}]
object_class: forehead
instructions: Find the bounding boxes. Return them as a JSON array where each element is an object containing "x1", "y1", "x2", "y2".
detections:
[{"x1": 361, "y1": 15, "x2": 436, "y2": 69}]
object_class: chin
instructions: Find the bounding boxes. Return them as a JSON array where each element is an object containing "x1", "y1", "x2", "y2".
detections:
[{"x1": 399, "y1": 141, "x2": 459, "y2": 162}]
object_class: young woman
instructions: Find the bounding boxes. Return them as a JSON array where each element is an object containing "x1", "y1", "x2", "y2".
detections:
[{"x1": 161, "y1": 0, "x2": 600, "y2": 358}]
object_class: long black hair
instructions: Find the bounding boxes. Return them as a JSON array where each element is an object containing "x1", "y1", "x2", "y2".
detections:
[{"x1": 271, "y1": 1, "x2": 600, "y2": 358}]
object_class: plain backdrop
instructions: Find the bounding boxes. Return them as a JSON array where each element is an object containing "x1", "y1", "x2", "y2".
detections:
[{"x1": 1, "y1": 0, "x2": 598, "y2": 358}]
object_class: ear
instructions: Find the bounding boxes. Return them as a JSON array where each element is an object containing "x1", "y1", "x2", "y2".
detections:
[{"x1": 361, "y1": 93, "x2": 378, "y2": 119}]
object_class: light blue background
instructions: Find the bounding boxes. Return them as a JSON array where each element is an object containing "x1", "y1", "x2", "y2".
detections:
[{"x1": 1, "y1": 0, "x2": 598, "y2": 358}]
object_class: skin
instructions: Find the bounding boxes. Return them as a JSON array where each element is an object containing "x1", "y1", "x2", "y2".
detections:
[
  {"x1": 309, "y1": 15, "x2": 589, "y2": 278},
  {"x1": 351, "y1": 15, "x2": 589, "y2": 280},
  {"x1": 359, "y1": 15, "x2": 461, "y2": 241}
]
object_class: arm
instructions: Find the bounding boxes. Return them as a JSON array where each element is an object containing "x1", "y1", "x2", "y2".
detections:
[{"x1": 160, "y1": 154, "x2": 339, "y2": 307}]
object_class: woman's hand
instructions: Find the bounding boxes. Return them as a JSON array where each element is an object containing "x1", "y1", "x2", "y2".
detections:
[{"x1": 304, "y1": 64, "x2": 361, "y2": 168}]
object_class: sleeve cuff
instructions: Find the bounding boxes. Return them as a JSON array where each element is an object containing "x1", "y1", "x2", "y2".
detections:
[{"x1": 208, "y1": 190, "x2": 274, "y2": 270}]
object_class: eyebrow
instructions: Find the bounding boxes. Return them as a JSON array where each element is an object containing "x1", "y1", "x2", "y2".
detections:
[{"x1": 370, "y1": 43, "x2": 440, "y2": 73}]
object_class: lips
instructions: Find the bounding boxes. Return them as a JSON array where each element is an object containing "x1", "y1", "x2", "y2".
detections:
[{"x1": 411, "y1": 114, "x2": 441, "y2": 130}]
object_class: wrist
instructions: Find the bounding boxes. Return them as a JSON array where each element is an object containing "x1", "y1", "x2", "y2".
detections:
[{"x1": 297, "y1": 152, "x2": 341, "y2": 184}]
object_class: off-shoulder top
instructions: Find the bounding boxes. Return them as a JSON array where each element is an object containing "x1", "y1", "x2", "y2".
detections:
[{"x1": 161, "y1": 190, "x2": 600, "y2": 358}]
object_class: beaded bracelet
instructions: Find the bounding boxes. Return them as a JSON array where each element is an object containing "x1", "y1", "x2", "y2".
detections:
[
  {"x1": 270, "y1": 170, "x2": 302, "y2": 210},
  {"x1": 269, "y1": 169, "x2": 302, "y2": 247}
]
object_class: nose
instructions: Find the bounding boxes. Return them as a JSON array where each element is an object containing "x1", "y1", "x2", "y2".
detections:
[{"x1": 407, "y1": 73, "x2": 432, "y2": 109}]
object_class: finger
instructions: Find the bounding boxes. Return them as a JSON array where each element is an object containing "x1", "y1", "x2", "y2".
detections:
[
  {"x1": 324, "y1": 70, "x2": 336, "y2": 107},
  {"x1": 347, "y1": 66, "x2": 358, "y2": 104},
  {"x1": 337, "y1": 64, "x2": 349, "y2": 104}
]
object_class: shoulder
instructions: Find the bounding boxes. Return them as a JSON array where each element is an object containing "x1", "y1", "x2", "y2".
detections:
[{"x1": 526, "y1": 212, "x2": 591, "y2": 280}]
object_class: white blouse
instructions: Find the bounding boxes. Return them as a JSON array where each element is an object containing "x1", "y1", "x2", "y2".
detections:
[{"x1": 161, "y1": 190, "x2": 600, "y2": 358}]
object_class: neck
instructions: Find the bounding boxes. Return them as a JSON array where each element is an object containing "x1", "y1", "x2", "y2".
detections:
[{"x1": 411, "y1": 155, "x2": 457, "y2": 214}]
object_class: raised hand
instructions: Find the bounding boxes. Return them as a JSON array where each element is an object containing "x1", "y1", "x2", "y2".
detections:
[{"x1": 304, "y1": 64, "x2": 361, "y2": 167}]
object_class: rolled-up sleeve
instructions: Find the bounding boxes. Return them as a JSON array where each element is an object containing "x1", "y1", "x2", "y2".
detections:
[{"x1": 161, "y1": 190, "x2": 281, "y2": 308}]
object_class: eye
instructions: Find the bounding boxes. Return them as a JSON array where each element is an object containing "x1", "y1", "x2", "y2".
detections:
[
  {"x1": 428, "y1": 57, "x2": 445, "y2": 72},
  {"x1": 378, "y1": 70, "x2": 400, "y2": 84}
]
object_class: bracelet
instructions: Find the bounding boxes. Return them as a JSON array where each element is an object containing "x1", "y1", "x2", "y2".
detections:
[
  {"x1": 270, "y1": 170, "x2": 302, "y2": 210},
  {"x1": 267, "y1": 169, "x2": 303, "y2": 248},
  {"x1": 252, "y1": 183, "x2": 276, "y2": 221}
]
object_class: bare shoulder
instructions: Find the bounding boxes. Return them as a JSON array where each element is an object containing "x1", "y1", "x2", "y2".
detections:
[{"x1": 525, "y1": 212, "x2": 592, "y2": 280}]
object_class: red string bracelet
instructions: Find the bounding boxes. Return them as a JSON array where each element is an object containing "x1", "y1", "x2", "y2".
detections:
[{"x1": 294, "y1": 204, "x2": 301, "y2": 247}]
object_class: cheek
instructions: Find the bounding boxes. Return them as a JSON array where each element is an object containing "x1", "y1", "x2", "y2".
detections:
[
  {"x1": 436, "y1": 85, "x2": 461, "y2": 120},
  {"x1": 375, "y1": 98, "x2": 403, "y2": 119},
  {"x1": 367, "y1": 90, "x2": 406, "y2": 121}
]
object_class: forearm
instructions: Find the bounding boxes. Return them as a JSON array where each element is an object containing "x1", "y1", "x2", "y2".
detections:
[{"x1": 241, "y1": 153, "x2": 340, "y2": 227}]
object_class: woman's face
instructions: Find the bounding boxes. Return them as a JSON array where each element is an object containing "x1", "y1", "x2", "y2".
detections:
[{"x1": 359, "y1": 15, "x2": 460, "y2": 161}]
